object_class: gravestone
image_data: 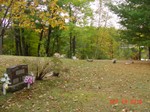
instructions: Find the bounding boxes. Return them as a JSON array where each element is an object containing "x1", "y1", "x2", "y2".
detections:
[{"x1": 6, "y1": 64, "x2": 28, "y2": 92}]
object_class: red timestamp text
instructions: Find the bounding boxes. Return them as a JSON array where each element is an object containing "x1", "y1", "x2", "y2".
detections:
[{"x1": 110, "y1": 99, "x2": 142, "y2": 105}]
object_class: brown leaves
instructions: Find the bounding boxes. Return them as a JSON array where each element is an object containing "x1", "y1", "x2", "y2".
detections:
[{"x1": 0, "y1": 58, "x2": 149, "y2": 112}]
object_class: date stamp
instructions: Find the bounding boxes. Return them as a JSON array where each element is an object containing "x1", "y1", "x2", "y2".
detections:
[{"x1": 110, "y1": 99, "x2": 142, "y2": 104}]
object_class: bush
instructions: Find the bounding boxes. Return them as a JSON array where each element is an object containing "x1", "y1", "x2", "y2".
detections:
[
  {"x1": 23, "y1": 58, "x2": 51, "y2": 80},
  {"x1": 23, "y1": 57, "x2": 63, "y2": 80}
]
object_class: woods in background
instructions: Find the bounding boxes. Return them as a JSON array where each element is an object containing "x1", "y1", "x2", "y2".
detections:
[{"x1": 0, "y1": 0, "x2": 149, "y2": 59}]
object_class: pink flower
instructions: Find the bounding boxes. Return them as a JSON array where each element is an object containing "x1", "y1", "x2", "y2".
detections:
[{"x1": 24, "y1": 76, "x2": 33, "y2": 84}]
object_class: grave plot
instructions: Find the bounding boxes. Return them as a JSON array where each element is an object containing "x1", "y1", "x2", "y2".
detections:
[{"x1": 6, "y1": 65, "x2": 28, "y2": 92}]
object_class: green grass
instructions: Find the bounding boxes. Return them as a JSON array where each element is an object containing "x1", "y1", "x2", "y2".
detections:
[{"x1": 0, "y1": 55, "x2": 150, "y2": 112}]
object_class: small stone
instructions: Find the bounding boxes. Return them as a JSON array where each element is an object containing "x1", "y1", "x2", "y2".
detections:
[{"x1": 112, "y1": 59, "x2": 117, "y2": 63}]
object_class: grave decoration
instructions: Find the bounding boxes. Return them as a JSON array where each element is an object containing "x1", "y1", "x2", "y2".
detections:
[
  {"x1": 1, "y1": 65, "x2": 35, "y2": 95},
  {"x1": 0, "y1": 73, "x2": 11, "y2": 95},
  {"x1": 24, "y1": 72, "x2": 35, "y2": 89}
]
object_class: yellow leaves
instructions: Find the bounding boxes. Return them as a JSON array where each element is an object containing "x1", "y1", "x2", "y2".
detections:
[
  {"x1": 49, "y1": 0, "x2": 58, "y2": 8},
  {"x1": 59, "y1": 25, "x2": 66, "y2": 30},
  {"x1": 50, "y1": 19, "x2": 60, "y2": 28},
  {"x1": 0, "y1": 0, "x2": 12, "y2": 4},
  {"x1": 35, "y1": 29, "x2": 42, "y2": 33},
  {"x1": 46, "y1": 12, "x2": 50, "y2": 17},
  {"x1": 6, "y1": 0, "x2": 68, "y2": 31},
  {"x1": 33, "y1": 0, "x2": 38, "y2": 6},
  {"x1": 57, "y1": 20, "x2": 63, "y2": 25},
  {"x1": 48, "y1": 18, "x2": 66, "y2": 29}
]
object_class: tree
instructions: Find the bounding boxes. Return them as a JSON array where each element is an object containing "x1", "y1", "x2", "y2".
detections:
[
  {"x1": 1, "y1": 0, "x2": 67, "y2": 56},
  {"x1": 93, "y1": 0, "x2": 112, "y2": 27},
  {"x1": 0, "y1": 0, "x2": 14, "y2": 54},
  {"x1": 108, "y1": 0, "x2": 150, "y2": 59},
  {"x1": 73, "y1": 26, "x2": 119, "y2": 59},
  {"x1": 58, "y1": 0, "x2": 94, "y2": 58}
]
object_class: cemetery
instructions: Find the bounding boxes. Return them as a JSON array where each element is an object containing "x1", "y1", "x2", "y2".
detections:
[
  {"x1": 0, "y1": 56, "x2": 149, "y2": 112},
  {"x1": 0, "y1": 0, "x2": 150, "y2": 112}
]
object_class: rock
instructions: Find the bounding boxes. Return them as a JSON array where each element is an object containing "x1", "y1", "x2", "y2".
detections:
[
  {"x1": 112, "y1": 59, "x2": 117, "y2": 64},
  {"x1": 52, "y1": 72, "x2": 59, "y2": 77},
  {"x1": 125, "y1": 60, "x2": 134, "y2": 64},
  {"x1": 53, "y1": 53, "x2": 60, "y2": 58},
  {"x1": 86, "y1": 59, "x2": 93, "y2": 62},
  {"x1": 60, "y1": 54, "x2": 65, "y2": 58},
  {"x1": 72, "y1": 56, "x2": 77, "y2": 60}
]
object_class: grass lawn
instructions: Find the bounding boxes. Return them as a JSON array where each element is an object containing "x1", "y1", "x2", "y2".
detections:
[{"x1": 0, "y1": 55, "x2": 150, "y2": 112}]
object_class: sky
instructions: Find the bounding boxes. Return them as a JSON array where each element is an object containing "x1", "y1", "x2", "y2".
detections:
[{"x1": 90, "y1": 0, "x2": 121, "y2": 29}]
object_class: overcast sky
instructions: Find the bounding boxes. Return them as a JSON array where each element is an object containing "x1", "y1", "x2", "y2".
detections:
[{"x1": 90, "y1": 0, "x2": 121, "y2": 29}]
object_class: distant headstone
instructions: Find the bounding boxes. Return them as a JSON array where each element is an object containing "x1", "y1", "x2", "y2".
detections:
[
  {"x1": 145, "y1": 59, "x2": 150, "y2": 61},
  {"x1": 112, "y1": 59, "x2": 116, "y2": 64},
  {"x1": 72, "y1": 56, "x2": 78, "y2": 60},
  {"x1": 86, "y1": 59, "x2": 93, "y2": 62},
  {"x1": 54, "y1": 53, "x2": 60, "y2": 58},
  {"x1": 6, "y1": 65, "x2": 28, "y2": 92},
  {"x1": 60, "y1": 54, "x2": 65, "y2": 58},
  {"x1": 125, "y1": 60, "x2": 134, "y2": 65}
]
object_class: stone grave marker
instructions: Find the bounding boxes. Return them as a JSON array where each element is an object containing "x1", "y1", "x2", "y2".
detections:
[{"x1": 6, "y1": 64, "x2": 28, "y2": 92}]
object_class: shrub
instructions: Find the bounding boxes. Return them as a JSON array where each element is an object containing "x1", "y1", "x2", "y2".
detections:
[
  {"x1": 23, "y1": 57, "x2": 63, "y2": 80},
  {"x1": 23, "y1": 58, "x2": 51, "y2": 80}
]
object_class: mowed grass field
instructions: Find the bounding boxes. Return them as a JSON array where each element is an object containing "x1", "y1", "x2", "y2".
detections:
[{"x1": 0, "y1": 55, "x2": 150, "y2": 112}]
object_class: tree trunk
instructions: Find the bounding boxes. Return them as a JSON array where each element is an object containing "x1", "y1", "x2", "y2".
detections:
[
  {"x1": 37, "y1": 29, "x2": 44, "y2": 57},
  {"x1": 56, "y1": 35, "x2": 60, "y2": 53},
  {"x1": 52, "y1": 37, "x2": 55, "y2": 55},
  {"x1": 15, "y1": 35, "x2": 19, "y2": 55},
  {"x1": 95, "y1": 35, "x2": 99, "y2": 59},
  {"x1": 98, "y1": 0, "x2": 102, "y2": 27},
  {"x1": 52, "y1": 35, "x2": 60, "y2": 54},
  {"x1": 18, "y1": 35, "x2": 22, "y2": 55},
  {"x1": 46, "y1": 25, "x2": 52, "y2": 56},
  {"x1": 138, "y1": 46, "x2": 141, "y2": 60},
  {"x1": 0, "y1": 0, "x2": 14, "y2": 26},
  {"x1": 69, "y1": 32, "x2": 72, "y2": 58},
  {"x1": 0, "y1": 31, "x2": 4, "y2": 54},
  {"x1": 20, "y1": 28, "x2": 26, "y2": 56},
  {"x1": 110, "y1": 40, "x2": 114, "y2": 59},
  {"x1": 148, "y1": 46, "x2": 150, "y2": 59},
  {"x1": 68, "y1": 4, "x2": 73, "y2": 58},
  {"x1": 72, "y1": 36, "x2": 76, "y2": 56},
  {"x1": 0, "y1": 0, "x2": 14, "y2": 55},
  {"x1": 14, "y1": 28, "x2": 22, "y2": 55},
  {"x1": 25, "y1": 44, "x2": 29, "y2": 56}
]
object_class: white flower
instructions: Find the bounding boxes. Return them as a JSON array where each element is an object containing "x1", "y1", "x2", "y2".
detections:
[
  {"x1": 1, "y1": 73, "x2": 11, "y2": 84},
  {"x1": 4, "y1": 73, "x2": 8, "y2": 77},
  {"x1": 0, "y1": 78, "x2": 6, "y2": 82},
  {"x1": 3, "y1": 83, "x2": 8, "y2": 89},
  {"x1": 5, "y1": 80, "x2": 11, "y2": 84}
]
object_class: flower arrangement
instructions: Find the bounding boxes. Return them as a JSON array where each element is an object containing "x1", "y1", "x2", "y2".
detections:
[
  {"x1": 24, "y1": 76, "x2": 34, "y2": 84},
  {"x1": 24, "y1": 73, "x2": 35, "y2": 89},
  {"x1": 0, "y1": 73, "x2": 11, "y2": 95}
]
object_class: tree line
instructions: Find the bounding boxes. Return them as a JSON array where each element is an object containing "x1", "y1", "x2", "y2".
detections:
[{"x1": 0, "y1": 0, "x2": 150, "y2": 59}]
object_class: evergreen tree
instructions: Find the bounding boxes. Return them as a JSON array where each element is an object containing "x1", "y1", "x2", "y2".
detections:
[{"x1": 108, "y1": 0, "x2": 150, "y2": 59}]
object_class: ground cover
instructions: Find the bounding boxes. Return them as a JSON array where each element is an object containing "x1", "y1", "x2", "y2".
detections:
[{"x1": 0, "y1": 55, "x2": 149, "y2": 112}]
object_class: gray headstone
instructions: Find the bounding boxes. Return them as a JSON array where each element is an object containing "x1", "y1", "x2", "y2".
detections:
[{"x1": 6, "y1": 65, "x2": 28, "y2": 92}]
